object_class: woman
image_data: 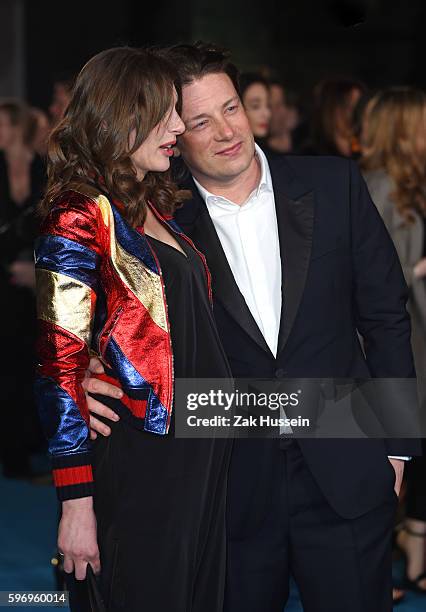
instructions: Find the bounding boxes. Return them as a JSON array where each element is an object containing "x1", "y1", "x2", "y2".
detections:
[
  {"x1": 0, "y1": 100, "x2": 45, "y2": 227},
  {"x1": 0, "y1": 100, "x2": 45, "y2": 269},
  {"x1": 265, "y1": 81, "x2": 301, "y2": 156},
  {"x1": 361, "y1": 87, "x2": 426, "y2": 598},
  {"x1": 35, "y1": 47, "x2": 232, "y2": 611},
  {"x1": 239, "y1": 73, "x2": 271, "y2": 140},
  {"x1": 301, "y1": 76, "x2": 366, "y2": 156},
  {"x1": 0, "y1": 100, "x2": 45, "y2": 478}
]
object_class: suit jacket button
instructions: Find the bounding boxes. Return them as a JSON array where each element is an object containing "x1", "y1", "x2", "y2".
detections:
[{"x1": 275, "y1": 368, "x2": 285, "y2": 378}]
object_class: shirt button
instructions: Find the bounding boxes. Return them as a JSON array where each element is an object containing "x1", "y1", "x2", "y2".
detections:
[{"x1": 275, "y1": 368, "x2": 285, "y2": 378}]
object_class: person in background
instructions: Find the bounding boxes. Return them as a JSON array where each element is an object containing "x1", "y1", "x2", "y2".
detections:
[
  {"x1": 263, "y1": 80, "x2": 299, "y2": 156},
  {"x1": 351, "y1": 91, "x2": 376, "y2": 160},
  {"x1": 361, "y1": 87, "x2": 426, "y2": 599},
  {"x1": 300, "y1": 76, "x2": 366, "y2": 157},
  {"x1": 0, "y1": 100, "x2": 45, "y2": 233},
  {"x1": 29, "y1": 107, "x2": 51, "y2": 157},
  {"x1": 239, "y1": 73, "x2": 271, "y2": 140},
  {"x1": 0, "y1": 99, "x2": 45, "y2": 478},
  {"x1": 49, "y1": 76, "x2": 74, "y2": 126}
]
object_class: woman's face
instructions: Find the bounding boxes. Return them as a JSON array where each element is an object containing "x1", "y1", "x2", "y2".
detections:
[
  {"x1": 242, "y1": 83, "x2": 271, "y2": 138},
  {"x1": 131, "y1": 89, "x2": 185, "y2": 179},
  {"x1": 0, "y1": 111, "x2": 21, "y2": 150}
]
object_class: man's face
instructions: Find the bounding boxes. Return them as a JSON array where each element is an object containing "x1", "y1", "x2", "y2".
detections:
[{"x1": 177, "y1": 73, "x2": 255, "y2": 185}]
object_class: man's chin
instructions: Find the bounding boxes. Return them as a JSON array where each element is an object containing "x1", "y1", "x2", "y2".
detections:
[{"x1": 218, "y1": 151, "x2": 254, "y2": 176}]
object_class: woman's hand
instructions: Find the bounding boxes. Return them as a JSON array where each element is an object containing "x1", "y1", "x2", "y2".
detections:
[
  {"x1": 413, "y1": 257, "x2": 426, "y2": 279},
  {"x1": 58, "y1": 497, "x2": 101, "y2": 580}
]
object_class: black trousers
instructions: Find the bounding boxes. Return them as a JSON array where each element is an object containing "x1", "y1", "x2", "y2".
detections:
[
  {"x1": 224, "y1": 439, "x2": 397, "y2": 612},
  {"x1": 91, "y1": 408, "x2": 232, "y2": 612}
]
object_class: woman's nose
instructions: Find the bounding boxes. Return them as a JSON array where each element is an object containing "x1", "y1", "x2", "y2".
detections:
[{"x1": 172, "y1": 113, "x2": 185, "y2": 135}]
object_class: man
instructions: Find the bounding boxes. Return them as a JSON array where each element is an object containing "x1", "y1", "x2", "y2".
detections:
[{"x1": 84, "y1": 43, "x2": 420, "y2": 611}]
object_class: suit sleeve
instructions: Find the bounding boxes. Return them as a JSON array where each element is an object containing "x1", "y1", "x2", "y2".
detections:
[
  {"x1": 349, "y1": 161, "x2": 421, "y2": 457},
  {"x1": 34, "y1": 195, "x2": 105, "y2": 501}
]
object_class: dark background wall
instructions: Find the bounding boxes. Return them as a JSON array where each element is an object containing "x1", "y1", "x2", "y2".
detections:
[
  {"x1": 0, "y1": 0, "x2": 26, "y2": 99},
  {"x1": 0, "y1": 0, "x2": 423, "y2": 108}
]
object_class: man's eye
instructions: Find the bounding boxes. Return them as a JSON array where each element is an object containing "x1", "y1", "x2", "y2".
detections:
[
  {"x1": 227, "y1": 105, "x2": 238, "y2": 112},
  {"x1": 193, "y1": 120, "x2": 208, "y2": 129}
]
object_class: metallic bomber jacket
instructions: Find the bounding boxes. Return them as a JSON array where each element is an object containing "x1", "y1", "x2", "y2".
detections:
[{"x1": 34, "y1": 187, "x2": 212, "y2": 501}]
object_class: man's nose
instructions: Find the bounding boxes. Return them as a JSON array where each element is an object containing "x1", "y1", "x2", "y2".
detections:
[{"x1": 215, "y1": 119, "x2": 234, "y2": 141}]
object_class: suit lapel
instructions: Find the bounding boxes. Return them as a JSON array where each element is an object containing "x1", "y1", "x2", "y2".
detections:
[
  {"x1": 175, "y1": 158, "x2": 315, "y2": 358},
  {"x1": 270, "y1": 159, "x2": 315, "y2": 356},
  {"x1": 177, "y1": 182, "x2": 271, "y2": 354}
]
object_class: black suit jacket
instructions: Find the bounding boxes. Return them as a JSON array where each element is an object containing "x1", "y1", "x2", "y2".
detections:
[{"x1": 174, "y1": 154, "x2": 421, "y2": 518}]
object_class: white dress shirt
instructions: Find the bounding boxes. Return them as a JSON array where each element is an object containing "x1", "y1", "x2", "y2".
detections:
[
  {"x1": 194, "y1": 145, "x2": 281, "y2": 357},
  {"x1": 193, "y1": 145, "x2": 409, "y2": 460}
]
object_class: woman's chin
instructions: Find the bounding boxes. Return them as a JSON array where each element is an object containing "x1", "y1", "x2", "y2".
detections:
[{"x1": 150, "y1": 157, "x2": 171, "y2": 173}]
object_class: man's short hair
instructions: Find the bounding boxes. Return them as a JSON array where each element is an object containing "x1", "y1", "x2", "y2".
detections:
[{"x1": 165, "y1": 41, "x2": 241, "y2": 96}]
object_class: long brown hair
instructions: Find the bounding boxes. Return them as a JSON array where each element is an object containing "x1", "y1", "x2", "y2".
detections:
[
  {"x1": 361, "y1": 87, "x2": 426, "y2": 223},
  {"x1": 310, "y1": 77, "x2": 366, "y2": 156},
  {"x1": 40, "y1": 46, "x2": 188, "y2": 226}
]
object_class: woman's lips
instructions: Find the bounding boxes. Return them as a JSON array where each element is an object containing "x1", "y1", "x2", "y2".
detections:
[
  {"x1": 159, "y1": 141, "x2": 176, "y2": 157},
  {"x1": 160, "y1": 147, "x2": 174, "y2": 157},
  {"x1": 216, "y1": 142, "x2": 243, "y2": 156}
]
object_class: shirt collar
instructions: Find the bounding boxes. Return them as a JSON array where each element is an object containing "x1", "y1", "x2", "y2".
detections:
[{"x1": 192, "y1": 143, "x2": 273, "y2": 208}]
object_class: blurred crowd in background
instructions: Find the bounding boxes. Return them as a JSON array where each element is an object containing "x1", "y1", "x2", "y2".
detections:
[
  {"x1": 0, "y1": 77, "x2": 72, "y2": 483},
  {"x1": 0, "y1": 56, "x2": 425, "y2": 601}
]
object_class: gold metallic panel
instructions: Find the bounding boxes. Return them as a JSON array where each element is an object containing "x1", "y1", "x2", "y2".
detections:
[
  {"x1": 36, "y1": 269, "x2": 94, "y2": 345},
  {"x1": 113, "y1": 241, "x2": 168, "y2": 332},
  {"x1": 96, "y1": 194, "x2": 114, "y2": 230},
  {"x1": 95, "y1": 195, "x2": 168, "y2": 333}
]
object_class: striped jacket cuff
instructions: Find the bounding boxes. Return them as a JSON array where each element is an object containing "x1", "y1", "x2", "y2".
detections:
[{"x1": 51, "y1": 453, "x2": 94, "y2": 501}]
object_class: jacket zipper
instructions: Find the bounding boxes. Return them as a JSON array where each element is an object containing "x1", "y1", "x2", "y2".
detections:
[{"x1": 99, "y1": 306, "x2": 124, "y2": 359}]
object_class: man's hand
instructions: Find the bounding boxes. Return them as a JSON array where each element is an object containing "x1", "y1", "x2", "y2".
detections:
[
  {"x1": 389, "y1": 458, "x2": 405, "y2": 496},
  {"x1": 83, "y1": 357, "x2": 123, "y2": 440}
]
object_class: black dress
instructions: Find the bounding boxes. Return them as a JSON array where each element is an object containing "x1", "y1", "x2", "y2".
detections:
[{"x1": 92, "y1": 233, "x2": 233, "y2": 612}]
